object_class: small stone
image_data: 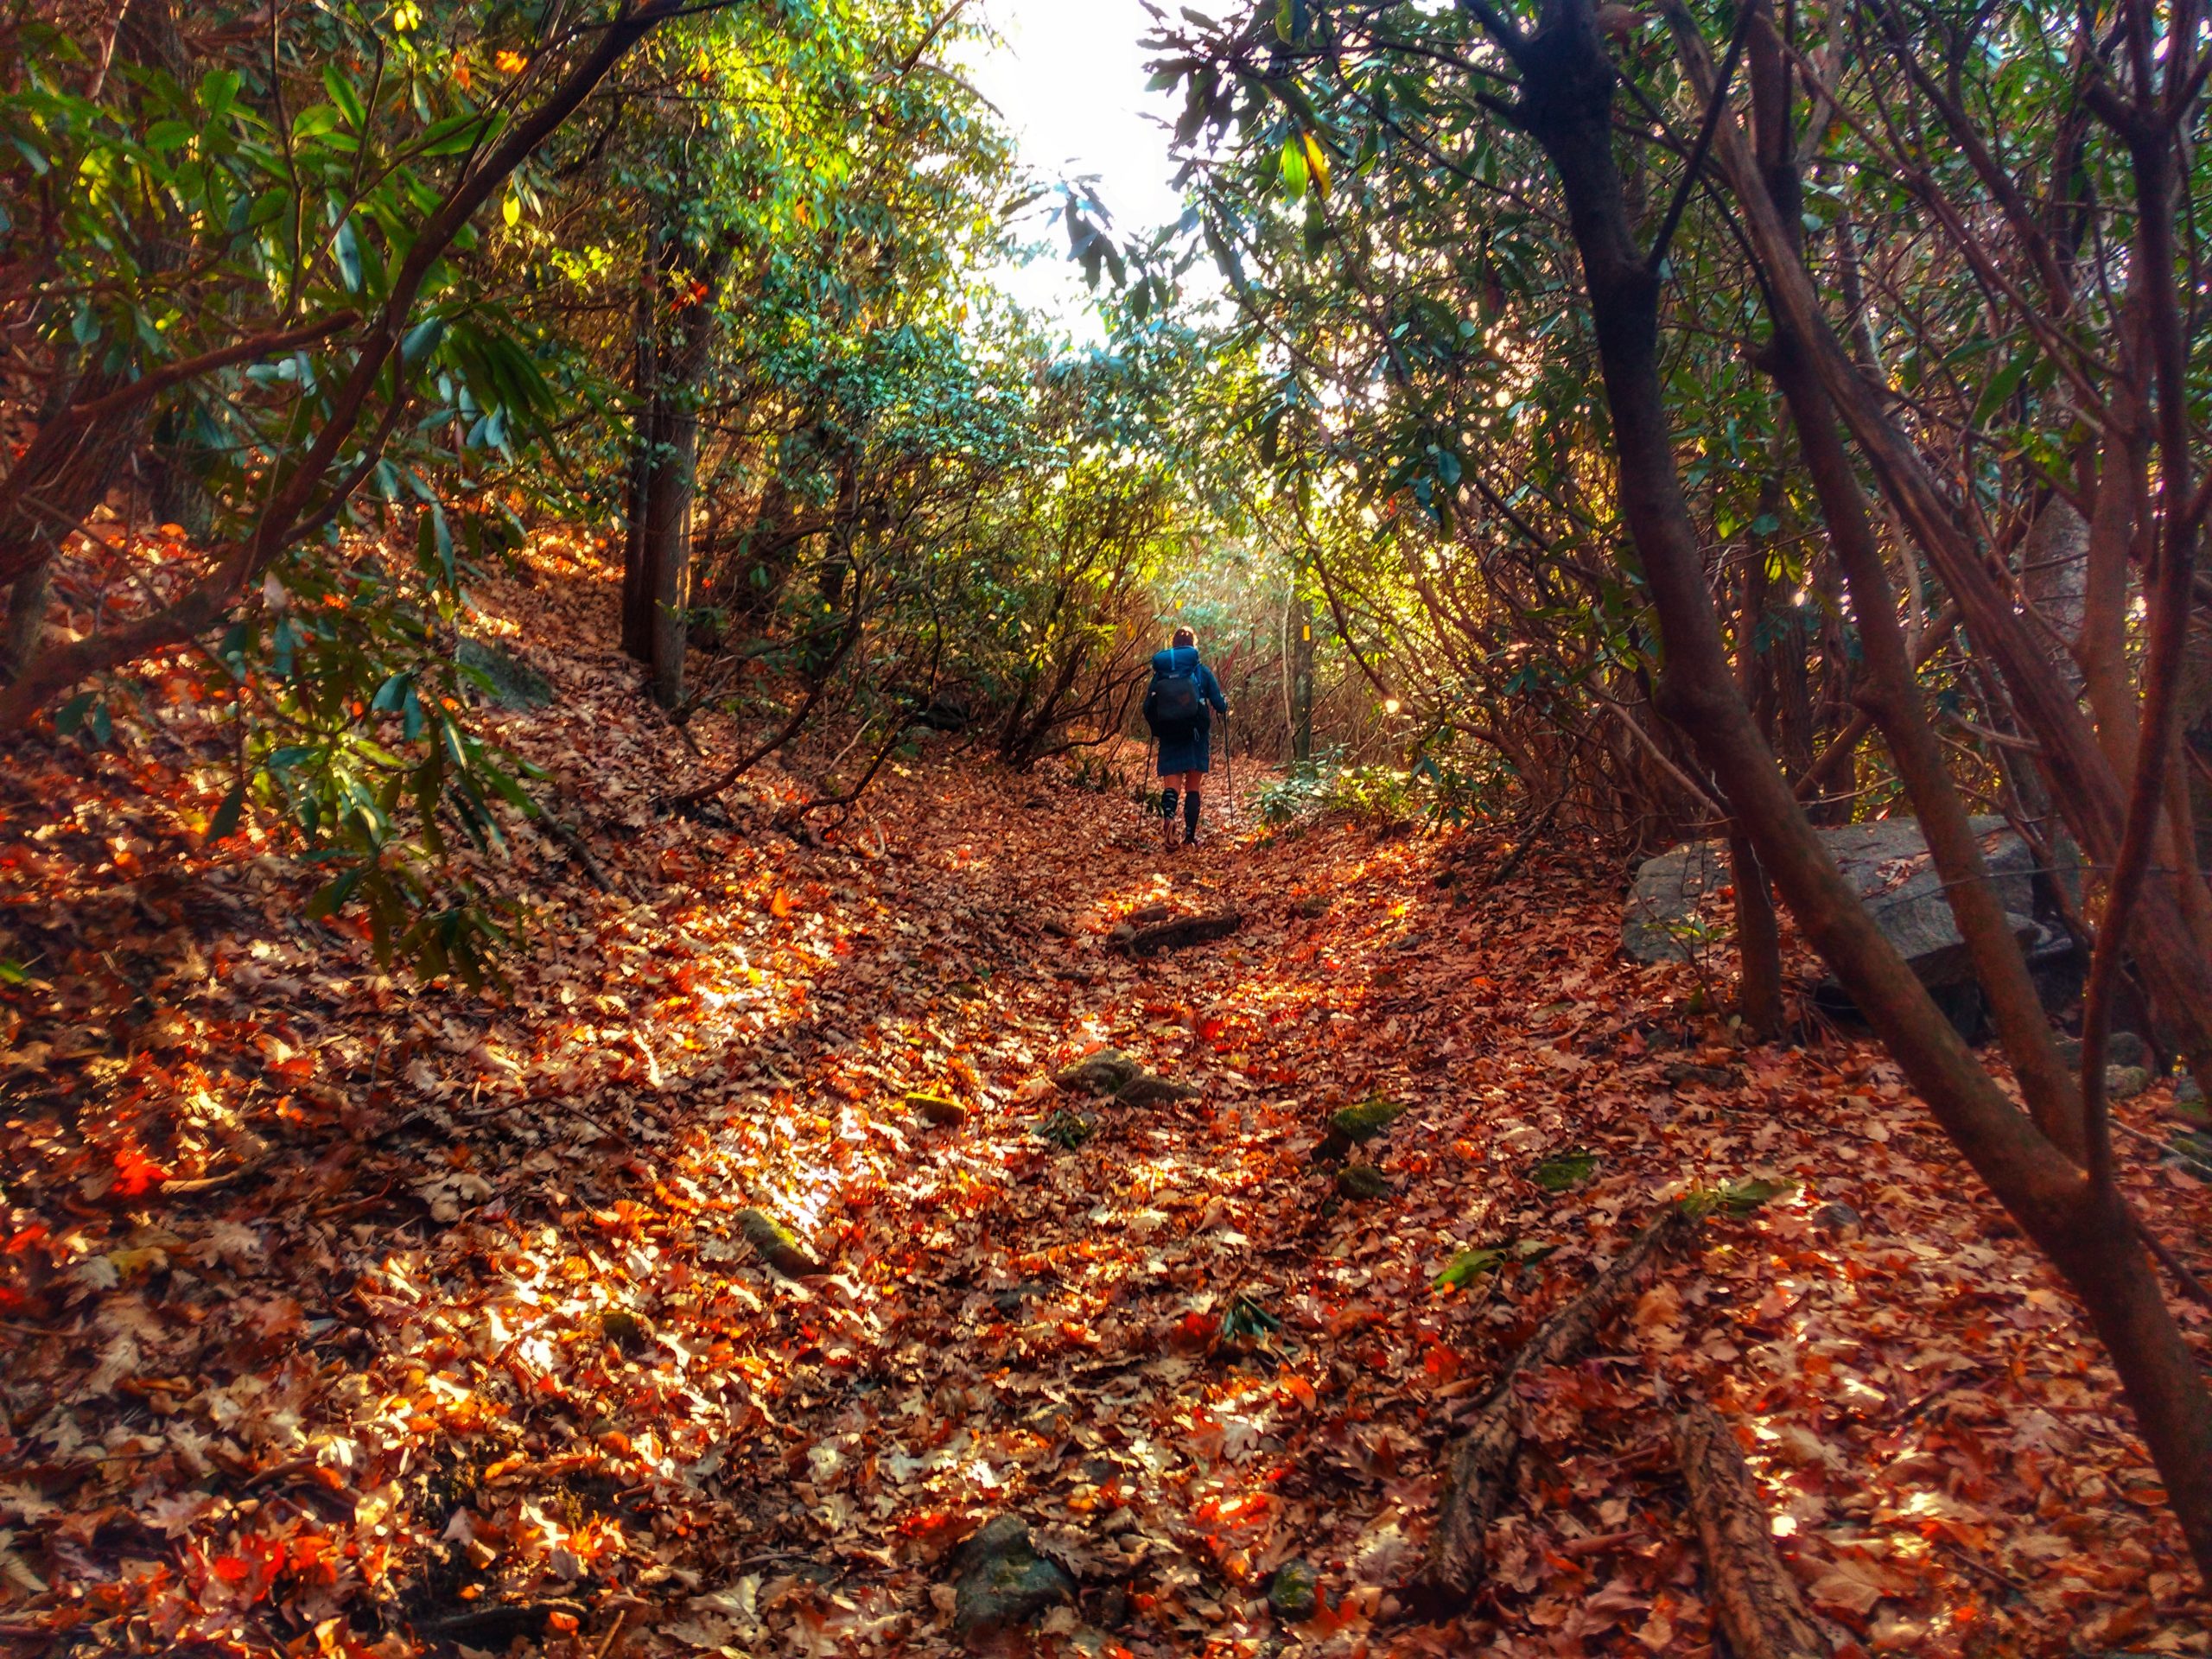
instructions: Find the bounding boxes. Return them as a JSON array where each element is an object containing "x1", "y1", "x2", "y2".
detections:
[
  {"x1": 1268, "y1": 1560, "x2": 1319, "y2": 1623},
  {"x1": 1336, "y1": 1164, "x2": 1390, "y2": 1200},
  {"x1": 908, "y1": 1092, "x2": 969, "y2": 1127},
  {"x1": 1053, "y1": 1050, "x2": 1143, "y2": 1096},
  {"x1": 2106, "y1": 1065, "x2": 2151, "y2": 1103},
  {"x1": 1811, "y1": 1200, "x2": 1863, "y2": 1234},
  {"x1": 951, "y1": 1516, "x2": 1075, "y2": 1639}
]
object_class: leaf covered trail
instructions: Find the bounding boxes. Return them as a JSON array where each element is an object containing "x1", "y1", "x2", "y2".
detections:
[{"x1": 3, "y1": 540, "x2": 2209, "y2": 1657}]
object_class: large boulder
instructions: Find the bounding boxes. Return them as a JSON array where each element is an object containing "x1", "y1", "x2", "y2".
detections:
[{"x1": 1625, "y1": 817, "x2": 2049, "y2": 995}]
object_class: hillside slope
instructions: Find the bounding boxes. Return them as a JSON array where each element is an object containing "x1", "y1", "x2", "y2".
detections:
[{"x1": 0, "y1": 539, "x2": 2205, "y2": 1657}]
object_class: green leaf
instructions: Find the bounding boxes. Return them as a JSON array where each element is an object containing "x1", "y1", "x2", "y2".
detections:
[
  {"x1": 1279, "y1": 135, "x2": 1309, "y2": 200},
  {"x1": 1301, "y1": 130, "x2": 1331, "y2": 199},
  {"x1": 1972, "y1": 344, "x2": 2035, "y2": 428},
  {"x1": 1433, "y1": 1244, "x2": 1507, "y2": 1291},
  {"x1": 206, "y1": 779, "x2": 248, "y2": 844},
  {"x1": 333, "y1": 216, "x2": 363, "y2": 293},
  {"x1": 199, "y1": 68, "x2": 241, "y2": 122},
  {"x1": 54, "y1": 691, "x2": 95, "y2": 736},
  {"x1": 323, "y1": 64, "x2": 366, "y2": 130}
]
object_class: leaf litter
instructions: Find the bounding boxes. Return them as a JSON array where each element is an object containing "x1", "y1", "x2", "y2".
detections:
[{"x1": 0, "y1": 536, "x2": 2208, "y2": 1656}]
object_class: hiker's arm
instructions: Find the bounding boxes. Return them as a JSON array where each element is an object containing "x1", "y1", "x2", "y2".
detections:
[{"x1": 1205, "y1": 669, "x2": 1229, "y2": 714}]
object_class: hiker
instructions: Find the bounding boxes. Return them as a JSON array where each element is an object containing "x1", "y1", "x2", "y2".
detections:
[{"x1": 1143, "y1": 626, "x2": 1229, "y2": 848}]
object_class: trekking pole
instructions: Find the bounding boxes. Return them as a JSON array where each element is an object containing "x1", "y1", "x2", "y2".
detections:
[{"x1": 1222, "y1": 713, "x2": 1236, "y2": 827}]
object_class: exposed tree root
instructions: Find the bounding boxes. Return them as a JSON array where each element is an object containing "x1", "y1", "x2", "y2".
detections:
[
  {"x1": 1422, "y1": 1210, "x2": 1688, "y2": 1603},
  {"x1": 1122, "y1": 910, "x2": 1243, "y2": 955},
  {"x1": 1673, "y1": 1397, "x2": 1833, "y2": 1659}
]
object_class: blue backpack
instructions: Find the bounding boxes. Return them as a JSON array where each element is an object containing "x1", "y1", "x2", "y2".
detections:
[{"x1": 1144, "y1": 664, "x2": 1205, "y2": 738}]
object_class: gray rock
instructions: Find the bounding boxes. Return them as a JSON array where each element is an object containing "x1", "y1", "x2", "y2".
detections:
[
  {"x1": 2106, "y1": 1065, "x2": 2152, "y2": 1102},
  {"x1": 1623, "y1": 838, "x2": 1729, "y2": 964},
  {"x1": 951, "y1": 1516, "x2": 1074, "y2": 1639},
  {"x1": 2058, "y1": 1031, "x2": 2147, "y2": 1070},
  {"x1": 2177, "y1": 1077, "x2": 2205, "y2": 1106},
  {"x1": 1053, "y1": 1049, "x2": 1142, "y2": 1096},
  {"x1": 1624, "y1": 818, "x2": 2042, "y2": 994},
  {"x1": 1812, "y1": 1200, "x2": 1863, "y2": 1233},
  {"x1": 456, "y1": 638, "x2": 555, "y2": 710}
]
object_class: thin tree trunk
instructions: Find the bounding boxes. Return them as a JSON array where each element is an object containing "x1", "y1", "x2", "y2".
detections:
[
  {"x1": 1730, "y1": 832, "x2": 1783, "y2": 1039},
  {"x1": 621, "y1": 238, "x2": 660, "y2": 664}
]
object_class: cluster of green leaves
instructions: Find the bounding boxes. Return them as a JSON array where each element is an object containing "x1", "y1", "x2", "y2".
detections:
[{"x1": 3, "y1": 3, "x2": 609, "y2": 981}]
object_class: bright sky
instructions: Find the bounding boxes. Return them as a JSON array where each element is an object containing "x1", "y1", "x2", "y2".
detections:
[{"x1": 958, "y1": 0, "x2": 1192, "y2": 338}]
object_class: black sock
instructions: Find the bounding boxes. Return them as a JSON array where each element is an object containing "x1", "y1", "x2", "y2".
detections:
[
  {"x1": 1184, "y1": 791, "x2": 1201, "y2": 836},
  {"x1": 1160, "y1": 787, "x2": 1178, "y2": 820}
]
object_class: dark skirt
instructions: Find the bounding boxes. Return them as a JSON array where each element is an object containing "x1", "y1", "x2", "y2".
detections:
[{"x1": 1157, "y1": 721, "x2": 1212, "y2": 776}]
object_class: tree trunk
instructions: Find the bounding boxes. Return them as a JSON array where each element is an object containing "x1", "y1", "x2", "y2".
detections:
[
  {"x1": 2, "y1": 561, "x2": 51, "y2": 683},
  {"x1": 645, "y1": 404, "x2": 695, "y2": 709},
  {"x1": 1518, "y1": 0, "x2": 2212, "y2": 1582},
  {"x1": 639, "y1": 245, "x2": 725, "y2": 709},
  {"x1": 1730, "y1": 833, "x2": 1783, "y2": 1039},
  {"x1": 1720, "y1": 1, "x2": 2078, "y2": 1155},
  {"x1": 621, "y1": 238, "x2": 660, "y2": 664}
]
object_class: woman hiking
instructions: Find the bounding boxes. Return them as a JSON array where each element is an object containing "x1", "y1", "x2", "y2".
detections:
[{"x1": 1143, "y1": 626, "x2": 1229, "y2": 849}]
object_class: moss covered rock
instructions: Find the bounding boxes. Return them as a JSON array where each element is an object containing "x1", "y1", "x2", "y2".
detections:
[
  {"x1": 908, "y1": 1091, "x2": 969, "y2": 1127},
  {"x1": 1336, "y1": 1164, "x2": 1391, "y2": 1201},
  {"x1": 951, "y1": 1516, "x2": 1074, "y2": 1638},
  {"x1": 1268, "y1": 1559, "x2": 1319, "y2": 1622},
  {"x1": 734, "y1": 1207, "x2": 821, "y2": 1277},
  {"x1": 1052, "y1": 1048, "x2": 1142, "y2": 1096}
]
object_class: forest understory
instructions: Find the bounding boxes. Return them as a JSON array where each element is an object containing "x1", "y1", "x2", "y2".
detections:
[{"x1": 3, "y1": 538, "x2": 2209, "y2": 1659}]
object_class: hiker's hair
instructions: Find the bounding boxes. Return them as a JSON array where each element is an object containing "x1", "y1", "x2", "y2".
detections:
[{"x1": 1172, "y1": 626, "x2": 1197, "y2": 648}]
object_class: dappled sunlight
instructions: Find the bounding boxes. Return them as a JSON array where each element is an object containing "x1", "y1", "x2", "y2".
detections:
[{"x1": 7, "y1": 551, "x2": 2209, "y2": 1656}]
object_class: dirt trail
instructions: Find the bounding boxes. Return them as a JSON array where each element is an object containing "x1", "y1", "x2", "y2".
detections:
[{"x1": 2, "y1": 541, "x2": 2206, "y2": 1657}]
